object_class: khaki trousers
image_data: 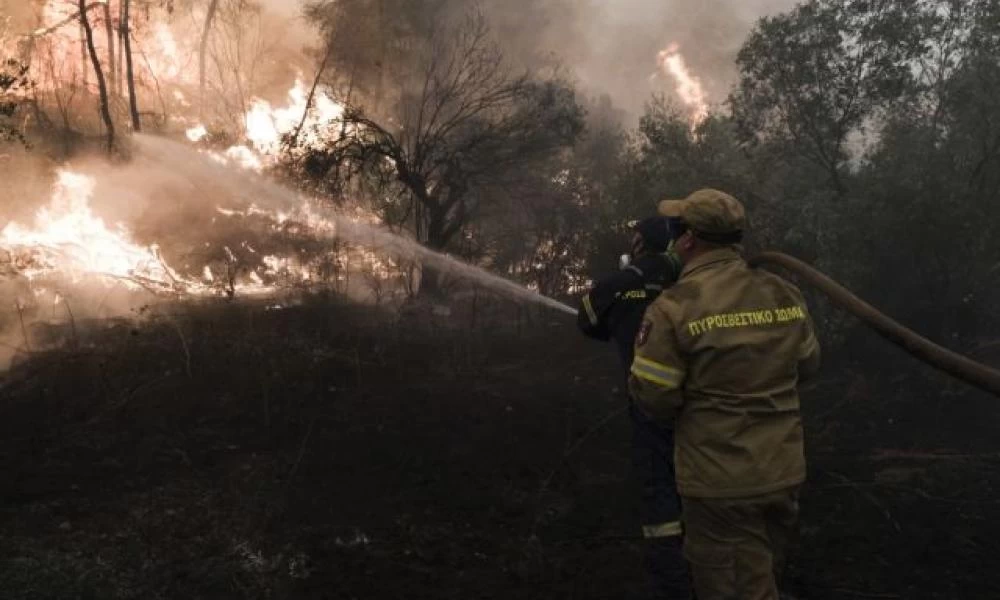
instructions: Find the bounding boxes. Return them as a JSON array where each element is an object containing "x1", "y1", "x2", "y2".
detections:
[{"x1": 681, "y1": 486, "x2": 800, "y2": 600}]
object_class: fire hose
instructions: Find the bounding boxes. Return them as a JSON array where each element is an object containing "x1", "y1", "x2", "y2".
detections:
[{"x1": 748, "y1": 251, "x2": 1000, "y2": 397}]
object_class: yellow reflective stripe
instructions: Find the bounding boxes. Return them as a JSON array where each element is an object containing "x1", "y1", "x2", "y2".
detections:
[
  {"x1": 630, "y1": 356, "x2": 684, "y2": 389},
  {"x1": 582, "y1": 293, "x2": 599, "y2": 326},
  {"x1": 642, "y1": 521, "x2": 683, "y2": 538},
  {"x1": 634, "y1": 356, "x2": 683, "y2": 378}
]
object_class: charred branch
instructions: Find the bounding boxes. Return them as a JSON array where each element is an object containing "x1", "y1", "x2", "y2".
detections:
[{"x1": 288, "y1": 49, "x2": 333, "y2": 148}]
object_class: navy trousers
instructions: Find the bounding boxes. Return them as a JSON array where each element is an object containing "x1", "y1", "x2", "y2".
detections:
[{"x1": 630, "y1": 400, "x2": 691, "y2": 599}]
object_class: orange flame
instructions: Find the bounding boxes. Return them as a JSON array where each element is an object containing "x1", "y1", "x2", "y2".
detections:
[
  {"x1": 6, "y1": 6, "x2": 388, "y2": 302},
  {"x1": 0, "y1": 170, "x2": 199, "y2": 291},
  {"x1": 656, "y1": 43, "x2": 709, "y2": 128},
  {"x1": 0, "y1": 168, "x2": 396, "y2": 299},
  {"x1": 34, "y1": 0, "x2": 195, "y2": 93},
  {"x1": 190, "y1": 79, "x2": 346, "y2": 172}
]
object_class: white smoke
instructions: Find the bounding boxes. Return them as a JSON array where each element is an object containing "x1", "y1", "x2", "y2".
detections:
[
  {"x1": 487, "y1": 0, "x2": 801, "y2": 119},
  {"x1": 195, "y1": 0, "x2": 801, "y2": 120}
]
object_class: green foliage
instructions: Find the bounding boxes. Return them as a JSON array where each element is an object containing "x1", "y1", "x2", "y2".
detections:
[
  {"x1": 731, "y1": 0, "x2": 927, "y2": 192},
  {"x1": 612, "y1": 0, "x2": 1000, "y2": 357}
]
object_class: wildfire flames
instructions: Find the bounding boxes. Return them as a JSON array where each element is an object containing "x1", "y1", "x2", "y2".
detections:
[
  {"x1": 0, "y1": 0, "x2": 546, "y2": 320},
  {"x1": 0, "y1": 170, "x2": 196, "y2": 292},
  {"x1": 0, "y1": 66, "x2": 354, "y2": 297},
  {"x1": 188, "y1": 78, "x2": 347, "y2": 171},
  {"x1": 33, "y1": 0, "x2": 193, "y2": 93},
  {"x1": 0, "y1": 2, "x2": 365, "y2": 302},
  {"x1": 1, "y1": 39, "x2": 381, "y2": 301},
  {"x1": 243, "y1": 79, "x2": 345, "y2": 156},
  {"x1": 0, "y1": 165, "x2": 398, "y2": 300},
  {"x1": 656, "y1": 43, "x2": 710, "y2": 128}
]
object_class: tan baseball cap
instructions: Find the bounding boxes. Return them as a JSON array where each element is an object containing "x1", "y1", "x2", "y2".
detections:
[{"x1": 658, "y1": 188, "x2": 746, "y2": 238}]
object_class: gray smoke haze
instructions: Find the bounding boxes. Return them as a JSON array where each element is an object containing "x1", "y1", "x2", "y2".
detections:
[
  {"x1": 485, "y1": 0, "x2": 801, "y2": 118},
  {"x1": 279, "y1": 0, "x2": 800, "y2": 118},
  {"x1": 0, "y1": 0, "x2": 37, "y2": 32},
  {"x1": 183, "y1": 0, "x2": 799, "y2": 119},
  {"x1": 3, "y1": 0, "x2": 800, "y2": 120}
]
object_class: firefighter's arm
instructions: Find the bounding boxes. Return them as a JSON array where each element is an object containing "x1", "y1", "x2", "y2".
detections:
[
  {"x1": 798, "y1": 319, "x2": 822, "y2": 383},
  {"x1": 628, "y1": 301, "x2": 687, "y2": 426},
  {"x1": 577, "y1": 269, "x2": 642, "y2": 340},
  {"x1": 792, "y1": 289, "x2": 822, "y2": 383}
]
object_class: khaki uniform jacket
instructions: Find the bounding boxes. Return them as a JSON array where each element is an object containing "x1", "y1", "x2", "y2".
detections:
[{"x1": 628, "y1": 248, "x2": 821, "y2": 499}]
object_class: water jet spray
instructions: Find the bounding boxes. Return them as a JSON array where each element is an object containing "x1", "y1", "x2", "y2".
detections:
[{"x1": 129, "y1": 135, "x2": 578, "y2": 316}]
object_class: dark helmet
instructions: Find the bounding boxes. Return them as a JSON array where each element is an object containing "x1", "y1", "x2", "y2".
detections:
[{"x1": 631, "y1": 216, "x2": 673, "y2": 253}]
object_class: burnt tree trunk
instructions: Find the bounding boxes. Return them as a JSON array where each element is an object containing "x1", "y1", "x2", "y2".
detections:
[
  {"x1": 102, "y1": 1, "x2": 116, "y2": 97},
  {"x1": 79, "y1": 20, "x2": 88, "y2": 86},
  {"x1": 116, "y1": 0, "x2": 124, "y2": 95},
  {"x1": 79, "y1": 0, "x2": 115, "y2": 153},
  {"x1": 418, "y1": 206, "x2": 458, "y2": 299},
  {"x1": 121, "y1": 0, "x2": 140, "y2": 131},
  {"x1": 199, "y1": 0, "x2": 220, "y2": 118}
]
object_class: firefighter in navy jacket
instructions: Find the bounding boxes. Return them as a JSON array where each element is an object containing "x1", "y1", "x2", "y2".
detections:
[{"x1": 577, "y1": 216, "x2": 690, "y2": 599}]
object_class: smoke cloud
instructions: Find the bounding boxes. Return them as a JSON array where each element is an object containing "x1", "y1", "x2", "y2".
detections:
[
  {"x1": 0, "y1": 0, "x2": 38, "y2": 32},
  {"x1": 4, "y1": 0, "x2": 798, "y2": 121},
  {"x1": 484, "y1": 0, "x2": 801, "y2": 118},
  {"x1": 285, "y1": 0, "x2": 800, "y2": 118},
  {"x1": 228, "y1": 0, "x2": 798, "y2": 119}
]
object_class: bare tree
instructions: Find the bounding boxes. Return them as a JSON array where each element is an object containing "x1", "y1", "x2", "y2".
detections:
[
  {"x1": 305, "y1": 0, "x2": 440, "y2": 115},
  {"x1": 78, "y1": 0, "x2": 115, "y2": 152},
  {"x1": 313, "y1": 9, "x2": 582, "y2": 293},
  {"x1": 121, "y1": 0, "x2": 141, "y2": 131},
  {"x1": 102, "y1": 0, "x2": 116, "y2": 97},
  {"x1": 199, "y1": 0, "x2": 220, "y2": 117},
  {"x1": 204, "y1": 0, "x2": 273, "y2": 131}
]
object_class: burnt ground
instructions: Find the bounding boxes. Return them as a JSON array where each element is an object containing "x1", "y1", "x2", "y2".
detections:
[{"x1": 0, "y1": 295, "x2": 998, "y2": 600}]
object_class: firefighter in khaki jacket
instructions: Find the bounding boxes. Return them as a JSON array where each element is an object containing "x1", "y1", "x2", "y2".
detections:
[{"x1": 628, "y1": 189, "x2": 821, "y2": 600}]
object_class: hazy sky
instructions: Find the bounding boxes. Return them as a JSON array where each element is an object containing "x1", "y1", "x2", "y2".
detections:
[
  {"x1": 1, "y1": 0, "x2": 801, "y2": 119},
  {"x1": 257, "y1": 0, "x2": 801, "y2": 117},
  {"x1": 542, "y1": 0, "x2": 802, "y2": 116}
]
